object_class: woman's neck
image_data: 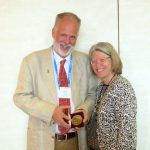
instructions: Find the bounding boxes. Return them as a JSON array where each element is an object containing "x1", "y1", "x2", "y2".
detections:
[{"x1": 103, "y1": 73, "x2": 116, "y2": 85}]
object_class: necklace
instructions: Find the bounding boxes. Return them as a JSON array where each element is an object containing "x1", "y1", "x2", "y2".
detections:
[
  {"x1": 97, "y1": 74, "x2": 116, "y2": 102},
  {"x1": 94, "y1": 74, "x2": 116, "y2": 119},
  {"x1": 102, "y1": 74, "x2": 116, "y2": 91},
  {"x1": 104, "y1": 73, "x2": 116, "y2": 86}
]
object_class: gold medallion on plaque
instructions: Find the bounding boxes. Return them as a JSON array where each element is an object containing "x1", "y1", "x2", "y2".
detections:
[
  {"x1": 71, "y1": 112, "x2": 84, "y2": 128},
  {"x1": 72, "y1": 114, "x2": 82, "y2": 126}
]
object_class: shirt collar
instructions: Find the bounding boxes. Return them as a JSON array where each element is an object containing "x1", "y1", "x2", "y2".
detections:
[{"x1": 53, "y1": 49, "x2": 71, "y2": 64}]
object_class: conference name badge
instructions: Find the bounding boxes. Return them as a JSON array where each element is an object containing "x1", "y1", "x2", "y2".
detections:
[{"x1": 58, "y1": 87, "x2": 71, "y2": 99}]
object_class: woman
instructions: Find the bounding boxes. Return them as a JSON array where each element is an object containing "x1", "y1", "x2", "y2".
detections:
[{"x1": 87, "y1": 42, "x2": 137, "y2": 150}]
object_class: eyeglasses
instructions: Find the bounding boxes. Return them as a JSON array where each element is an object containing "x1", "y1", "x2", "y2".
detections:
[{"x1": 91, "y1": 57, "x2": 110, "y2": 65}]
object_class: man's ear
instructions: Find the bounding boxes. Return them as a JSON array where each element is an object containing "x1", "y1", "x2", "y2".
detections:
[{"x1": 52, "y1": 28, "x2": 55, "y2": 38}]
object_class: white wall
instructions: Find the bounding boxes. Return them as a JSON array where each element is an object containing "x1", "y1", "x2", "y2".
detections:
[
  {"x1": 0, "y1": 0, "x2": 149, "y2": 149},
  {"x1": 120, "y1": 1, "x2": 150, "y2": 149}
]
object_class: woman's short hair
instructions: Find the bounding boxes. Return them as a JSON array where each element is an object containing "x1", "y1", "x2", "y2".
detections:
[{"x1": 89, "y1": 42, "x2": 122, "y2": 75}]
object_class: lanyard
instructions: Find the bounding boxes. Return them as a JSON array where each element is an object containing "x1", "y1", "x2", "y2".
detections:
[{"x1": 52, "y1": 48, "x2": 72, "y2": 87}]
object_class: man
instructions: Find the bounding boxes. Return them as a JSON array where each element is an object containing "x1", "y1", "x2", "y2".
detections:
[{"x1": 13, "y1": 12, "x2": 97, "y2": 150}]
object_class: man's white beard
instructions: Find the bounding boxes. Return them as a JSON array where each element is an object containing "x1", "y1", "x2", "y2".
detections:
[{"x1": 53, "y1": 42, "x2": 74, "y2": 58}]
